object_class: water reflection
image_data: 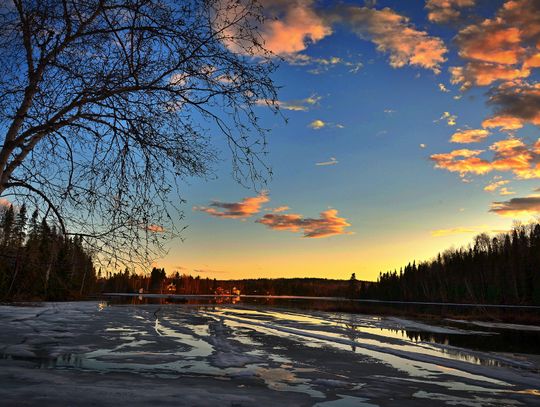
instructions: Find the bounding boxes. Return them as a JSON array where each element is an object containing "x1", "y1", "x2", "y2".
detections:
[
  {"x1": 339, "y1": 314, "x2": 361, "y2": 352},
  {"x1": 110, "y1": 296, "x2": 540, "y2": 357},
  {"x1": 2, "y1": 301, "x2": 540, "y2": 406}
]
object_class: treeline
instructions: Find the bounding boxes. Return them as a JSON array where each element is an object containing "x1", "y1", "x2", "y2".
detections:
[
  {"x1": 98, "y1": 267, "x2": 368, "y2": 298},
  {"x1": 361, "y1": 222, "x2": 540, "y2": 305},
  {"x1": 0, "y1": 203, "x2": 96, "y2": 300}
]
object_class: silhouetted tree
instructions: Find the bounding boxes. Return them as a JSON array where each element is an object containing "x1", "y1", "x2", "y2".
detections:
[
  {"x1": 150, "y1": 267, "x2": 166, "y2": 292},
  {"x1": 348, "y1": 272, "x2": 359, "y2": 298},
  {"x1": 0, "y1": 0, "x2": 279, "y2": 267},
  {"x1": 0, "y1": 202, "x2": 96, "y2": 300},
  {"x1": 360, "y1": 222, "x2": 540, "y2": 305}
]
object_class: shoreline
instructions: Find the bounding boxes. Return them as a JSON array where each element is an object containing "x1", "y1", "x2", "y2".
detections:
[{"x1": 3, "y1": 294, "x2": 540, "y2": 325}]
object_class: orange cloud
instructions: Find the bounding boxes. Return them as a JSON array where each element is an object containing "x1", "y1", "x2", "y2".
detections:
[
  {"x1": 221, "y1": 1, "x2": 448, "y2": 73},
  {"x1": 256, "y1": 208, "x2": 351, "y2": 238},
  {"x1": 450, "y1": 129, "x2": 490, "y2": 143},
  {"x1": 490, "y1": 138, "x2": 540, "y2": 179},
  {"x1": 451, "y1": 62, "x2": 530, "y2": 87},
  {"x1": 482, "y1": 115, "x2": 524, "y2": 131},
  {"x1": 499, "y1": 187, "x2": 515, "y2": 195},
  {"x1": 260, "y1": 0, "x2": 331, "y2": 55},
  {"x1": 458, "y1": 25, "x2": 523, "y2": 65},
  {"x1": 484, "y1": 179, "x2": 510, "y2": 192},
  {"x1": 214, "y1": 0, "x2": 331, "y2": 56},
  {"x1": 490, "y1": 196, "x2": 540, "y2": 217},
  {"x1": 426, "y1": 0, "x2": 476, "y2": 23},
  {"x1": 432, "y1": 137, "x2": 540, "y2": 179},
  {"x1": 431, "y1": 148, "x2": 492, "y2": 175},
  {"x1": 266, "y1": 206, "x2": 290, "y2": 213},
  {"x1": 146, "y1": 224, "x2": 165, "y2": 233},
  {"x1": 524, "y1": 52, "x2": 540, "y2": 70},
  {"x1": 194, "y1": 191, "x2": 269, "y2": 218},
  {"x1": 332, "y1": 6, "x2": 447, "y2": 72},
  {"x1": 451, "y1": 0, "x2": 540, "y2": 87}
]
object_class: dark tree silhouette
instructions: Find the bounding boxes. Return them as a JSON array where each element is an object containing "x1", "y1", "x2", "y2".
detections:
[
  {"x1": 348, "y1": 272, "x2": 358, "y2": 298},
  {"x1": 361, "y1": 222, "x2": 540, "y2": 306},
  {"x1": 0, "y1": 0, "x2": 278, "y2": 266},
  {"x1": 0, "y1": 202, "x2": 96, "y2": 300}
]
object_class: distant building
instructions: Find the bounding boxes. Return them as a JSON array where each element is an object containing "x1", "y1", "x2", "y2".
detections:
[{"x1": 215, "y1": 287, "x2": 225, "y2": 295}]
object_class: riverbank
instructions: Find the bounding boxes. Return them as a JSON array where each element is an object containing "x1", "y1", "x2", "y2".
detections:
[{"x1": 4, "y1": 293, "x2": 540, "y2": 325}]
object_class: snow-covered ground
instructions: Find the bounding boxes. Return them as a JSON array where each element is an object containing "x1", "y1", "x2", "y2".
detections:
[{"x1": 0, "y1": 302, "x2": 539, "y2": 406}]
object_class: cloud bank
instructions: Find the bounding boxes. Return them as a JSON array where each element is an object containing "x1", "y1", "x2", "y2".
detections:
[
  {"x1": 195, "y1": 193, "x2": 352, "y2": 238},
  {"x1": 222, "y1": 0, "x2": 448, "y2": 73},
  {"x1": 431, "y1": 137, "x2": 540, "y2": 179},
  {"x1": 490, "y1": 196, "x2": 540, "y2": 217}
]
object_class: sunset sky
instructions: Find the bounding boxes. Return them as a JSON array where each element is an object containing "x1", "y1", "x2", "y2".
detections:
[{"x1": 156, "y1": 0, "x2": 540, "y2": 281}]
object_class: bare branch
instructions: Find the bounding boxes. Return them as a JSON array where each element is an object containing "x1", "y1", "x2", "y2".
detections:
[{"x1": 0, "y1": 0, "x2": 279, "y2": 268}]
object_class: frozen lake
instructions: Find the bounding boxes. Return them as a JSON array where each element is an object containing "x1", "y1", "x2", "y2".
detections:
[{"x1": 1, "y1": 301, "x2": 540, "y2": 406}]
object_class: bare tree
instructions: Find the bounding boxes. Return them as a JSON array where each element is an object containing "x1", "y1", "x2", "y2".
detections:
[{"x1": 0, "y1": 0, "x2": 278, "y2": 266}]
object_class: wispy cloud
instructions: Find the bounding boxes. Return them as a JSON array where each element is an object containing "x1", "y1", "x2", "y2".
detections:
[
  {"x1": 484, "y1": 179, "x2": 509, "y2": 192},
  {"x1": 194, "y1": 191, "x2": 269, "y2": 219},
  {"x1": 426, "y1": 0, "x2": 476, "y2": 23},
  {"x1": 490, "y1": 196, "x2": 540, "y2": 217},
  {"x1": 286, "y1": 54, "x2": 363, "y2": 74},
  {"x1": 499, "y1": 187, "x2": 515, "y2": 196},
  {"x1": 315, "y1": 157, "x2": 338, "y2": 166},
  {"x1": 435, "y1": 111, "x2": 457, "y2": 126},
  {"x1": 309, "y1": 120, "x2": 344, "y2": 130},
  {"x1": 257, "y1": 94, "x2": 322, "y2": 112},
  {"x1": 193, "y1": 268, "x2": 229, "y2": 275},
  {"x1": 450, "y1": 129, "x2": 490, "y2": 143},
  {"x1": 328, "y1": 5, "x2": 447, "y2": 72},
  {"x1": 431, "y1": 225, "x2": 486, "y2": 237},
  {"x1": 438, "y1": 83, "x2": 450, "y2": 92},
  {"x1": 256, "y1": 208, "x2": 352, "y2": 238},
  {"x1": 265, "y1": 206, "x2": 290, "y2": 213}
]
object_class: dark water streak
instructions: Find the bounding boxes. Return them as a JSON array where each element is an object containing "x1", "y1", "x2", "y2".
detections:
[{"x1": 106, "y1": 294, "x2": 540, "y2": 357}]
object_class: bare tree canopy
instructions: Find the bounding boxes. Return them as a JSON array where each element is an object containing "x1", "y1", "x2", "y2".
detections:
[{"x1": 0, "y1": 0, "x2": 278, "y2": 265}]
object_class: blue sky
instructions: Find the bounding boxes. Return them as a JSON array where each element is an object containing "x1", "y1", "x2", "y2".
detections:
[{"x1": 155, "y1": 0, "x2": 540, "y2": 280}]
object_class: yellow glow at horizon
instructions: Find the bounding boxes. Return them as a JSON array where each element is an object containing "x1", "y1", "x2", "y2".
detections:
[{"x1": 155, "y1": 224, "x2": 510, "y2": 282}]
